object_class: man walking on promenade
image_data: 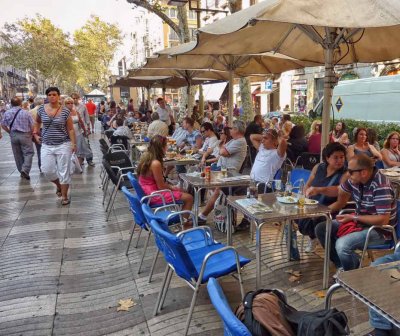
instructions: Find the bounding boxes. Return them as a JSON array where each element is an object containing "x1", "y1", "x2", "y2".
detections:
[
  {"x1": 1, "y1": 96, "x2": 34, "y2": 180},
  {"x1": 85, "y1": 98, "x2": 96, "y2": 134}
]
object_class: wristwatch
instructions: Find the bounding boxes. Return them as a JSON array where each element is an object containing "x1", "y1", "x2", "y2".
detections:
[{"x1": 353, "y1": 215, "x2": 359, "y2": 223}]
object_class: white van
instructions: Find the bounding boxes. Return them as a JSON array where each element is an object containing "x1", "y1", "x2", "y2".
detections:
[{"x1": 313, "y1": 74, "x2": 400, "y2": 123}]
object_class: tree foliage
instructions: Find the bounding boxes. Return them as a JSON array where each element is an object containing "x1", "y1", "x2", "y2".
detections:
[
  {"x1": 73, "y1": 15, "x2": 122, "y2": 91},
  {"x1": 0, "y1": 15, "x2": 75, "y2": 86}
]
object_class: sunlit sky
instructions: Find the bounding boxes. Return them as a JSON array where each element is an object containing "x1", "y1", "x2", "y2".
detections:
[{"x1": 0, "y1": 0, "x2": 140, "y2": 34}]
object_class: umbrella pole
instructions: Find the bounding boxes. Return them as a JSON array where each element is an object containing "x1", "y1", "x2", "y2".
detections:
[
  {"x1": 147, "y1": 86, "x2": 151, "y2": 110},
  {"x1": 162, "y1": 85, "x2": 166, "y2": 100},
  {"x1": 228, "y1": 69, "x2": 234, "y2": 127},
  {"x1": 187, "y1": 84, "x2": 192, "y2": 118},
  {"x1": 322, "y1": 46, "x2": 335, "y2": 150}
]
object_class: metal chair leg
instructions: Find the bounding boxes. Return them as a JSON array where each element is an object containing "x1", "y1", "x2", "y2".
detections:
[
  {"x1": 153, "y1": 265, "x2": 171, "y2": 316},
  {"x1": 138, "y1": 230, "x2": 152, "y2": 274},
  {"x1": 324, "y1": 283, "x2": 342, "y2": 309},
  {"x1": 125, "y1": 222, "x2": 138, "y2": 256},
  {"x1": 105, "y1": 185, "x2": 116, "y2": 212},
  {"x1": 133, "y1": 226, "x2": 142, "y2": 248},
  {"x1": 102, "y1": 178, "x2": 110, "y2": 204},
  {"x1": 159, "y1": 266, "x2": 174, "y2": 312},
  {"x1": 183, "y1": 284, "x2": 201, "y2": 336},
  {"x1": 106, "y1": 188, "x2": 117, "y2": 221},
  {"x1": 148, "y1": 249, "x2": 160, "y2": 283}
]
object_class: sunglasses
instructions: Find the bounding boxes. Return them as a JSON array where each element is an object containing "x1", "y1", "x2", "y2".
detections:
[{"x1": 348, "y1": 168, "x2": 364, "y2": 175}]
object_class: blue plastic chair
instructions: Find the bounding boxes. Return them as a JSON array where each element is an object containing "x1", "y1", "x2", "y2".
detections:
[
  {"x1": 207, "y1": 278, "x2": 251, "y2": 336},
  {"x1": 359, "y1": 200, "x2": 400, "y2": 267},
  {"x1": 375, "y1": 160, "x2": 385, "y2": 169},
  {"x1": 290, "y1": 168, "x2": 312, "y2": 189},
  {"x1": 121, "y1": 187, "x2": 182, "y2": 279},
  {"x1": 127, "y1": 171, "x2": 183, "y2": 207},
  {"x1": 146, "y1": 213, "x2": 251, "y2": 336}
]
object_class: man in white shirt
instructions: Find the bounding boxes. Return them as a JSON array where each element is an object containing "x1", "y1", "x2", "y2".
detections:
[
  {"x1": 234, "y1": 129, "x2": 287, "y2": 231},
  {"x1": 198, "y1": 120, "x2": 247, "y2": 224},
  {"x1": 250, "y1": 129, "x2": 287, "y2": 183},
  {"x1": 156, "y1": 97, "x2": 172, "y2": 127}
]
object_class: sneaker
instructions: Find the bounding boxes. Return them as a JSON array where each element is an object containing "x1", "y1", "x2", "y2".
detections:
[
  {"x1": 333, "y1": 267, "x2": 344, "y2": 279},
  {"x1": 304, "y1": 238, "x2": 318, "y2": 253},
  {"x1": 197, "y1": 216, "x2": 207, "y2": 225},
  {"x1": 87, "y1": 161, "x2": 95, "y2": 167},
  {"x1": 235, "y1": 218, "x2": 250, "y2": 231},
  {"x1": 20, "y1": 171, "x2": 31, "y2": 180}
]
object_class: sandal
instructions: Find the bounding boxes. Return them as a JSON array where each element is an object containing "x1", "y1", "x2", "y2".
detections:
[
  {"x1": 56, "y1": 189, "x2": 62, "y2": 197},
  {"x1": 61, "y1": 199, "x2": 70, "y2": 206}
]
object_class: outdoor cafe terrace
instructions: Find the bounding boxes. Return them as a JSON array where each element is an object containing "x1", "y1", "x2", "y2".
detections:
[{"x1": 0, "y1": 132, "x2": 387, "y2": 336}]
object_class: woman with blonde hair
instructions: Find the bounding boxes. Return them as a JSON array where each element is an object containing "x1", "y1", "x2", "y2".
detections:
[
  {"x1": 137, "y1": 135, "x2": 193, "y2": 222},
  {"x1": 381, "y1": 131, "x2": 400, "y2": 168},
  {"x1": 307, "y1": 120, "x2": 321, "y2": 138},
  {"x1": 64, "y1": 97, "x2": 90, "y2": 166},
  {"x1": 281, "y1": 121, "x2": 292, "y2": 139}
]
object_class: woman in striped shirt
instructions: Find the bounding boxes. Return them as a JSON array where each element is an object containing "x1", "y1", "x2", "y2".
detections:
[{"x1": 33, "y1": 87, "x2": 76, "y2": 205}]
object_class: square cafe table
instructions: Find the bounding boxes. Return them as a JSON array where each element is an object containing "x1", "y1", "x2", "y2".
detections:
[
  {"x1": 179, "y1": 171, "x2": 252, "y2": 219},
  {"x1": 226, "y1": 193, "x2": 332, "y2": 289},
  {"x1": 326, "y1": 260, "x2": 400, "y2": 329}
]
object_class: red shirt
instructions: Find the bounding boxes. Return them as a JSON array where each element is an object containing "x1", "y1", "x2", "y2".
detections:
[
  {"x1": 86, "y1": 102, "x2": 96, "y2": 116},
  {"x1": 308, "y1": 133, "x2": 321, "y2": 154}
]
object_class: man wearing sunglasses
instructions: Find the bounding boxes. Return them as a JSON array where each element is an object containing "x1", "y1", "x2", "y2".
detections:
[{"x1": 315, "y1": 153, "x2": 397, "y2": 273}]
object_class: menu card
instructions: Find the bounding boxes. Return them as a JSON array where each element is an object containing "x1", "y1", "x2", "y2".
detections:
[{"x1": 235, "y1": 198, "x2": 273, "y2": 214}]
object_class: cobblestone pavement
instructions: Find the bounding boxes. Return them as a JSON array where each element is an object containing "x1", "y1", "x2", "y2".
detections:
[{"x1": 0, "y1": 130, "x2": 374, "y2": 335}]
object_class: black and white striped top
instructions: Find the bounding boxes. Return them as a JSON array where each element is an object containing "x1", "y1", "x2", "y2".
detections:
[{"x1": 38, "y1": 105, "x2": 71, "y2": 146}]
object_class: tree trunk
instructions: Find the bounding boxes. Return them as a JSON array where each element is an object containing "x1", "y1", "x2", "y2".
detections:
[
  {"x1": 239, "y1": 78, "x2": 253, "y2": 123},
  {"x1": 177, "y1": 6, "x2": 193, "y2": 123},
  {"x1": 228, "y1": 0, "x2": 253, "y2": 123}
]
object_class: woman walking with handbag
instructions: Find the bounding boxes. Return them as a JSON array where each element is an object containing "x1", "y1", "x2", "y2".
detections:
[{"x1": 33, "y1": 87, "x2": 76, "y2": 205}]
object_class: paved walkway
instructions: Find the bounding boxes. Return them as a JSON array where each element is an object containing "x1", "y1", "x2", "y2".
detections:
[{"x1": 0, "y1": 131, "x2": 374, "y2": 335}]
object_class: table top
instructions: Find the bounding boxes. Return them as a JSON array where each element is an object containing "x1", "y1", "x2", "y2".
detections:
[
  {"x1": 129, "y1": 139, "x2": 149, "y2": 146},
  {"x1": 180, "y1": 171, "x2": 251, "y2": 188},
  {"x1": 164, "y1": 158, "x2": 200, "y2": 167},
  {"x1": 337, "y1": 261, "x2": 400, "y2": 325},
  {"x1": 227, "y1": 192, "x2": 331, "y2": 222}
]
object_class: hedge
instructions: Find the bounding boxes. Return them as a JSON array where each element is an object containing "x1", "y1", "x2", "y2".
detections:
[{"x1": 291, "y1": 115, "x2": 400, "y2": 146}]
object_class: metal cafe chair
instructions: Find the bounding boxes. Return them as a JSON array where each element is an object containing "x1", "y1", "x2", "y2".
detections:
[
  {"x1": 146, "y1": 211, "x2": 251, "y2": 336},
  {"x1": 207, "y1": 277, "x2": 251, "y2": 336}
]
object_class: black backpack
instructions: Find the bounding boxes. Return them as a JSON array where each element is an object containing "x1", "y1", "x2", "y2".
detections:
[{"x1": 237, "y1": 288, "x2": 349, "y2": 336}]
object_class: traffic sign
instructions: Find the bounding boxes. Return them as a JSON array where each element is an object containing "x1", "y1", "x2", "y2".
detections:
[{"x1": 335, "y1": 97, "x2": 343, "y2": 112}]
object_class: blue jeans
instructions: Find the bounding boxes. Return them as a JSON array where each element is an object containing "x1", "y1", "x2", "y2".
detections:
[
  {"x1": 369, "y1": 252, "x2": 400, "y2": 330},
  {"x1": 315, "y1": 220, "x2": 386, "y2": 271}
]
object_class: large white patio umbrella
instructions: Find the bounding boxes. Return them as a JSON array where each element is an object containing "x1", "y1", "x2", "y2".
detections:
[
  {"x1": 111, "y1": 76, "x2": 208, "y2": 108},
  {"x1": 140, "y1": 42, "x2": 318, "y2": 124},
  {"x1": 128, "y1": 68, "x2": 233, "y2": 115},
  {"x1": 180, "y1": 0, "x2": 400, "y2": 145}
]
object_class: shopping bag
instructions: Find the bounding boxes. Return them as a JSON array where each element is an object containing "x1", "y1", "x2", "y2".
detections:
[{"x1": 70, "y1": 153, "x2": 82, "y2": 175}]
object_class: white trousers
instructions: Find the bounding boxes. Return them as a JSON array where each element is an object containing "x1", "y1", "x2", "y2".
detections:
[{"x1": 41, "y1": 142, "x2": 72, "y2": 184}]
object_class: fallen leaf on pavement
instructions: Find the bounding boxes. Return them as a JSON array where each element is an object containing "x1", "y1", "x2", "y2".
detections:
[
  {"x1": 314, "y1": 290, "x2": 326, "y2": 298},
  {"x1": 288, "y1": 275, "x2": 300, "y2": 282},
  {"x1": 117, "y1": 298, "x2": 136, "y2": 312}
]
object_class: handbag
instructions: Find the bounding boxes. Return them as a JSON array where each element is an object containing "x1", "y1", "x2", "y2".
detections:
[{"x1": 70, "y1": 153, "x2": 82, "y2": 175}]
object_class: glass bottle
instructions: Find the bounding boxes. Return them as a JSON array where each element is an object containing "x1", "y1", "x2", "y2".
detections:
[
  {"x1": 297, "y1": 179, "x2": 305, "y2": 208},
  {"x1": 285, "y1": 171, "x2": 292, "y2": 196}
]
